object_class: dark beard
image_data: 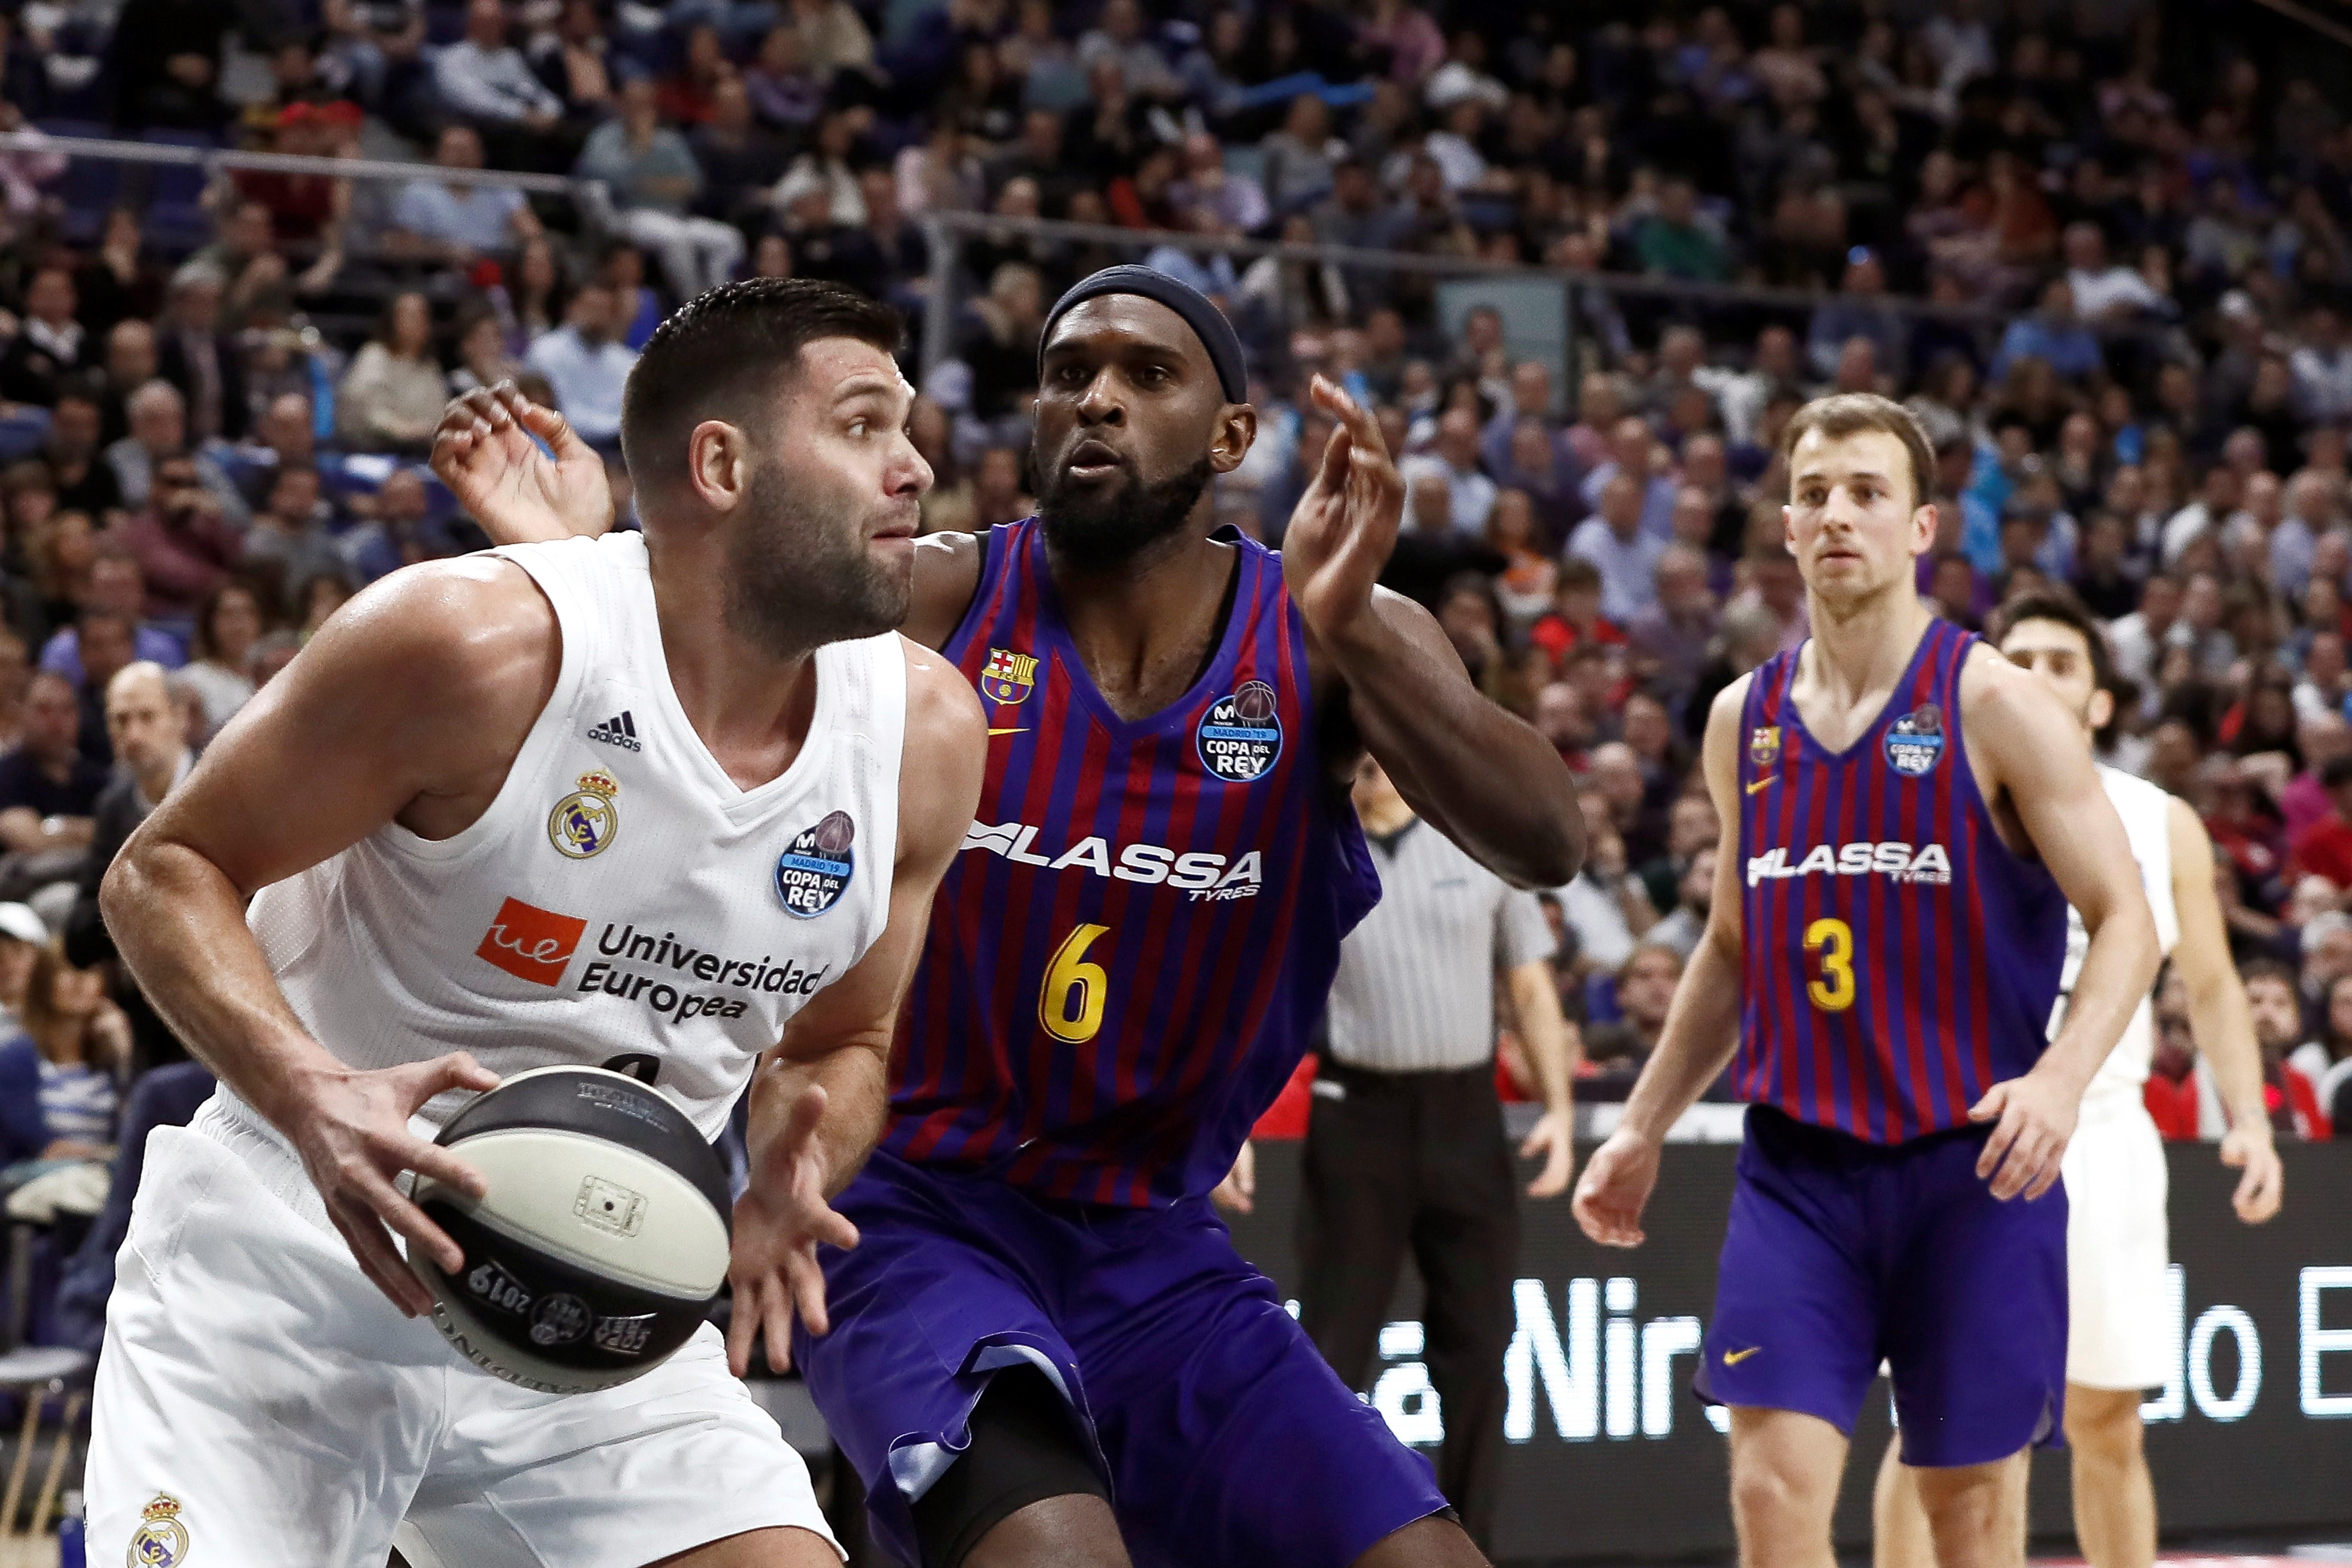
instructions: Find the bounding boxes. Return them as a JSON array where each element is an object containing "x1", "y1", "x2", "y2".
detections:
[
  {"x1": 723, "y1": 466, "x2": 909, "y2": 659},
  {"x1": 1034, "y1": 453, "x2": 1215, "y2": 570}
]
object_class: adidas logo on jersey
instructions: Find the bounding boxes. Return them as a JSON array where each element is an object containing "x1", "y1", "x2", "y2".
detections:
[
  {"x1": 962, "y1": 820, "x2": 1263, "y2": 900},
  {"x1": 586, "y1": 711, "x2": 642, "y2": 751},
  {"x1": 1746, "y1": 842, "x2": 1952, "y2": 888}
]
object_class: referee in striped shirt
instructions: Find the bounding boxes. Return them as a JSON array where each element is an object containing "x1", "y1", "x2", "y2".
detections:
[{"x1": 1303, "y1": 754, "x2": 1577, "y2": 1551}]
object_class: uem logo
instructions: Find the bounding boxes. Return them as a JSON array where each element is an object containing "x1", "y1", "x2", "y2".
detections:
[{"x1": 478, "y1": 896, "x2": 588, "y2": 986}]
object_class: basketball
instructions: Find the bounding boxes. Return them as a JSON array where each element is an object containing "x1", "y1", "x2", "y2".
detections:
[
  {"x1": 1232, "y1": 682, "x2": 1277, "y2": 723},
  {"x1": 407, "y1": 1066, "x2": 733, "y2": 1395},
  {"x1": 814, "y1": 810, "x2": 856, "y2": 856}
]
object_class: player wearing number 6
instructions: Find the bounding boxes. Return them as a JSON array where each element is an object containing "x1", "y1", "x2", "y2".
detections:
[
  {"x1": 440, "y1": 265, "x2": 1583, "y2": 1568},
  {"x1": 1571, "y1": 394, "x2": 2160, "y2": 1568}
]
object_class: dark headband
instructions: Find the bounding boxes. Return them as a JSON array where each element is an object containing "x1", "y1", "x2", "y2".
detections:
[{"x1": 1038, "y1": 264, "x2": 1248, "y2": 404}]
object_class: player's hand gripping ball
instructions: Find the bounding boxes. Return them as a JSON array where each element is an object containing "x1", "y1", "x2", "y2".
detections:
[{"x1": 407, "y1": 1066, "x2": 732, "y2": 1393}]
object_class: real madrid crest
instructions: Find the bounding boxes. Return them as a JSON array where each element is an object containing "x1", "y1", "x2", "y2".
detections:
[
  {"x1": 128, "y1": 1493, "x2": 190, "y2": 1567},
  {"x1": 1197, "y1": 679, "x2": 1283, "y2": 782},
  {"x1": 1749, "y1": 726, "x2": 1780, "y2": 772},
  {"x1": 980, "y1": 647, "x2": 1038, "y2": 706},
  {"x1": 548, "y1": 769, "x2": 620, "y2": 859},
  {"x1": 1885, "y1": 704, "x2": 1945, "y2": 777},
  {"x1": 776, "y1": 810, "x2": 855, "y2": 918}
]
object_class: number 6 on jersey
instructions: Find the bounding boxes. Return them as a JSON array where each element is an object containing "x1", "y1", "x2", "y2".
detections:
[{"x1": 1041, "y1": 923, "x2": 1112, "y2": 1044}]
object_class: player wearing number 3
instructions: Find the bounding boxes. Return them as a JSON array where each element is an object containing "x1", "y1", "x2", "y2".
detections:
[
  {"x1": 1571, "y1": 395, "x2": 2161, "y2": 1568},
  {"x1": 439, "y1": 266, "x2": 1583, "y2": 1568}
]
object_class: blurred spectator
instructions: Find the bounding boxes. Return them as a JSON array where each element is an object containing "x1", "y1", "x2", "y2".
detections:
[
  {"x1": 524, "y1": 282, "x2": 636, "y2": 451},
  {"x1": 1637, "y1": 178, "x2": 1730, "y2": 285},
  {"x1": 155, "y1": 270, "x2": 248, "y2": 445},
  {"x1": 0, "y1": 903, "x2": 42, "y2": 1034},
  {"x1": 744, "y1": 25, "x2": 825, "y2": 134},
  {"x1": 341, "y1": 468, "x2": 460, "y2": 583},
  {"x1": 178, "y1": 580, "x2": 262, "y2": 734},
  {"x1": 387, "y1": 126, "x2": 540, "y2": 267},
  {"x1": 0, "y1": 944, "x2": 128, "y2": 1166},
  {"x1": 692, "y1": 76, "x2": 790, "y2": 230},
  {"x1": 1807, "y1": 250, "x2": 1906, "y2": 384},
  {"x1": 0, "y1": 267, "x2": 86, "y2": 408},
  {"x1": 436, "y1": 0, "x2": 571, "y2": 169},
  {"x1": 1583, "y1": 943, "x2": 1684, "y2": 1075},
  {"x1": 1571, "y1": 474, "x2": 1669, "y2": 626},
  {"x1": 528, "y1": 0, "x2": 615, "y2": 122},
  {"x1": 788, "y1": 0, "x2": 876, "y2": 83},
  {"x1": 1399, "y1": 407, "x2": 1497, "y2": 538},
  {"x1": 42, "y1": 385, "x2": 122, "y2": 523},
  {"x1": 579, "y1": 77, "x2": 745, "y2": 302},
  {"x1": 449, "y1": 306, "x2": 526, "y2": 395},
  {"x1": 76, "y1": 211, "x2": 167, "y2": 343},
  {"x1": 41, "y1": 548, "x2": 186, "y2": 680},
  {"x1": 243, "y1": 465, "x2": 345, "y2": 617},
  {"x1": 0, "y1": 671, "x2": 104, "y2": 900},
  {"x1": 109, "y1": 0, "x2": 235, "y2": 130},
  {"x1": 118, "y1": 450, "x2": 241, "y2": 622},
  {"x1": 76, "y1": 663, "x2": 191, "y2": 940},
  {"x1": 337, "y1": 292, "x2": 446, "y2": 454}
]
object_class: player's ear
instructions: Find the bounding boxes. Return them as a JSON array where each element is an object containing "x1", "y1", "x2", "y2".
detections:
[
  {"x1": 1911, "y1": 500, "x2": 1938, "y2": 554},
  {"x1": 685, "y1": 420, "x2": 749, "y2": 512},
  {"x1": 2087, "y1": 684, "x2": 2115, "y2": 732},
  {"x1": 1209, "y1": 403, "x2": 1256, "y2": 475}
]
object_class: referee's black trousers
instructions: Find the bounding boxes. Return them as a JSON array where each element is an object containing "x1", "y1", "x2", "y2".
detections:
[{"x1": 1297, "y1": 1060, "x2": 1519, "y2": 1554}]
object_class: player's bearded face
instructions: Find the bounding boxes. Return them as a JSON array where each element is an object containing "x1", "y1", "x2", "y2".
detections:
[
  {"x1": 1032, "y1": 445, "x2": 1216, "y2": 569},
  {"x1": 724, "y1": 450, "x2": 911, "y2": 656}
]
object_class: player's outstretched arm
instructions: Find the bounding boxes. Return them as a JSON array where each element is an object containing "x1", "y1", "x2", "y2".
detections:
[
  {"x1": 729, "y1": 640, "x2": 986, "y2": 1376},
  {"x1": 1573, "y1": 678, "x2": 1749, "y2": 1247},
  {"x1": 1285, "y1": 376, "x2": 1583, "y2": 888},
  {"x1": 1963, "y1": 650, "x2": 2160, "y2": 1201},
  {"x1": 100, "y1": 559, "x2": 561, "y2": 1313},
  {"x1": 432, "y1": 381, "x2": 616, "y2": 545},
  {"x1": 2165, "y1": 796, "x2": 2284, "y2": 1223}
]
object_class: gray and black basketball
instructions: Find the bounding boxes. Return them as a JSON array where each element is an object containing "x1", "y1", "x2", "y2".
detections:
[{"x1": 407, "y1": 1066, "x2": 732, "y2": 1394}]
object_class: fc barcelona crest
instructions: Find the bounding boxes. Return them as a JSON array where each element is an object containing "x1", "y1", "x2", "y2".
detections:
[
  {"x1": 981, "y1": 648, "x2": 1038, "y2": 706},
  {"x1": 1749, "y1": 726, "x2": 1781, "y2": 772}
]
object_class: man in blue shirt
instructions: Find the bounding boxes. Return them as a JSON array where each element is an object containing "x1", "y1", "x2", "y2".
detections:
[
  {"x1": 1992, "y1": 278, "x2": 2106, "y2": 384},
  {"x1": 386, "y1": 126, "x2": 540, "y2": 265},
  {"x1": 523, "y1": 282, "x2": 637, "y2": 452}
]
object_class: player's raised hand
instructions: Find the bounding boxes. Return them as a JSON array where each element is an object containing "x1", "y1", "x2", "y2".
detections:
[
  {"x1": 1969, "y1": 1065, "x2": 2079, "y2": 1200},
  {"x1": 728, "y1": 1081, "x2": 861, "y2": 1377},
  {"x1": 430, "y1": 381, "x2": 615, "y2": 546},
  {"x1": 1571, "y1": 1126, "x2": 1660, "y2": 1246},
  {"x1": 1282, "y1": 374, "x2": 1403, "y2": 646},
  {"x1": 282, "y1": 1051, "x2": 500, "y2": 1317},
  {"x1": 2220, "y1": 1121, "x2": 2284, "y2": 1224}
]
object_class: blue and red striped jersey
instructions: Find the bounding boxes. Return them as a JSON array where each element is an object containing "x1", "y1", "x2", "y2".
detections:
[
  {"x1": 1733, "y1": 617, "x2": 2067, "y2": 1142},
  {"x1": 882, "y1": 518, "x2": 1379, "y2": 1206}
]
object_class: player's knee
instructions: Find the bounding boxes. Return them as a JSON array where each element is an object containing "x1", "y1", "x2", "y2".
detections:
[
  {"x1": 1912, "y1": 1458, "x2": 2017, "y2": 1536},
  {"x1": 1728, "y1": 1452, "x2": 1829, "y2": 1534},
  {"x1": 2063, "y1": 1388, "x2": 2145, "y2": 1461}
]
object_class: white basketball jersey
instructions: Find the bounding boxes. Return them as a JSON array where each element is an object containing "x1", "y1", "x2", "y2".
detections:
[
  {"x1": 241, "y1": 532, "x2": 907, "y2": 1139},
  {"x1": 2050, "y1": 764, "x2": 2180, "y2": 1101}
]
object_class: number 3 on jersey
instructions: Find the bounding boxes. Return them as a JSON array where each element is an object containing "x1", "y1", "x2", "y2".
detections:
[
  {"x1": 1040, "y1": 923, "x2": 1112, "y2": 1044},
  {"x1": 1806, "y1": 918, "x2": 1856, "y2": 1012}
]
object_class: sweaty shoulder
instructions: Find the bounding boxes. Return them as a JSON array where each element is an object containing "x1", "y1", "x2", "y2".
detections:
[
  {"x1": 905, "y1": 530, "x2": 984, "y2": 650},
  {"x1": 1954, "y1": 639, "x2": 2068, "y2": 746},
  {"x1": 893, "y1": 631, "x2": 986, "y2": 862},
  {"x1": 312, "y1": 557, "x2": 563, "y2": 778}
]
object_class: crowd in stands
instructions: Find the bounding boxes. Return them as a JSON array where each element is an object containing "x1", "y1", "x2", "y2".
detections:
[{"x1": 0, "y1": 0, "x2": 2341, "y2": 1355}]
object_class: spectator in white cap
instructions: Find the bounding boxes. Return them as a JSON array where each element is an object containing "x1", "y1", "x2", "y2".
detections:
[{"x1": 0, "y1": 901, "x2": 47, "y2": 1034}]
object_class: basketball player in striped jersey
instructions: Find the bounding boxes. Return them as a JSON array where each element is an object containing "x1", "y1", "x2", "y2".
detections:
[
  {"x1": 91, "y1": 281, "x2": 986, "y2": 1567},
  {"x1": 1871, "y1": 594, "x2": 2283, "y2": 1568},
  {"x1": 1572, "y1": 393, "x2": 2161, "y2": 1568},
  {"x1": 441, "y1": 265, "x2": 1583, "y2": 1568}
]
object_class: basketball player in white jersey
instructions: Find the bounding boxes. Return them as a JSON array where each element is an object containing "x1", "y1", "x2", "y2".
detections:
[
  {"x1": 86, "y1": 279, "x2": 986, "y2": 1568},
  {"x1": 1872, "y1": 593, "x2": 2283, "y2": 1568}
]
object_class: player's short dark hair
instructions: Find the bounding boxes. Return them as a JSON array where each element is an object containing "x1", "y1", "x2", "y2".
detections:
[
  {"x1": 619, "y1": 278, "x2": 904, "y2": 495},
  {"x1": 1998, "y1": 592, "x2": 2115, "y2": 698},
  {"x1": 1779, "y1": 392, "x2": 1936, "y2": 513}
]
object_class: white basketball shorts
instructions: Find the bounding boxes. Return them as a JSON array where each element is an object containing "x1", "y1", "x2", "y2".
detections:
[
  {"x1": 2060, "y1": 1088, "x2": 2174, "y2": 1391},
  {"x1": 89, "y1": 1105, "x2": 841, "y2": 1568}
]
